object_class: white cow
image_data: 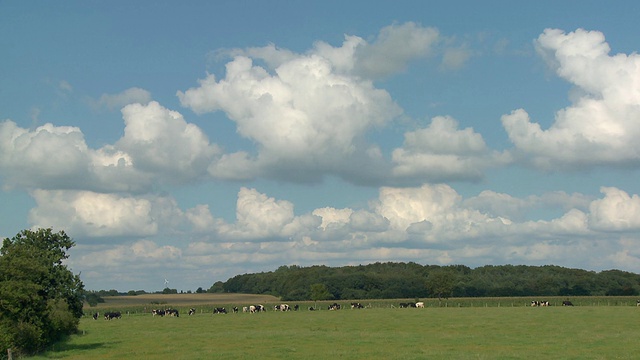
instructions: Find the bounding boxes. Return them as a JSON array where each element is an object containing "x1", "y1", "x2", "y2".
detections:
[{"x1": 416, "y1": 302, "x2": 424, "y2": 308}]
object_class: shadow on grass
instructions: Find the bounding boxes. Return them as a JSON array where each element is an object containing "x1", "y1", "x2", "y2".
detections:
[
  {"x1": 35, "y1": 342, "x2": 116, "y2": 359},
  {"x1": 35, "y1": 332, "x2": 118, "y2": 359}
]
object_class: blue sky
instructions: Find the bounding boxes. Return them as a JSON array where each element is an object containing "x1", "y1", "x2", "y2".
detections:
[{"x1": 2, "y1": 1, "x2": 640, "y2": 291}]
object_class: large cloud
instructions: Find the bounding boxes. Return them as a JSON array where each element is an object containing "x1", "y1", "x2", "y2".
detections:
[
  {"x1": 178, "y1": 53, "x2": 400, "y2": 183},
  {"x1": 502, "y1": 28, "x2": 640, "y2": 169}
]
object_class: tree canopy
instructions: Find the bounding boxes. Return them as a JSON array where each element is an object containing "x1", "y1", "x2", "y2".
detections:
[
  {"x1": 218, "y1": 262, "x2": 640, "y2": 300},
  {"x1": 0, "y1": 228, "x2": 84, "y2": 356}
]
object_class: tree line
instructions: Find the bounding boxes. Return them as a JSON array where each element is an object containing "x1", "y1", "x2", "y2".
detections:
[{"x1": 216, "y1": 262, "x2": 640, "y2": 301}]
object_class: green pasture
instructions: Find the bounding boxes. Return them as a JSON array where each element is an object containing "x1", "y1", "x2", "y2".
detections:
[{"x1": 29, "y1": 299, "x2": 640, "y2": 359}]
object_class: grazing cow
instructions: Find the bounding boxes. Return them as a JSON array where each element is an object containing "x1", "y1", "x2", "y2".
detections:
[
  {"x1": 541, "y1": 301, "x2": 549, "y2": 306},
  {"x1": 308, "y1": 306, "x2": 316, "y2": 311},
  {"x1": 165, "y1": 308, "x2": 179, "y2": 317},
  {"x1": 104, "y1": 311, "x2": 121, "y2": 320},
  {"x1": 350, "y1": 302, "x2": 364, "y2": 309},
  {"x1": 636, "y1": 300, "x2": 640, "y2": 307},
  {"x1": 250, "y1": 305, "x2": 264, "y2": 313},
  {"x1": 274, "y1": 304, "x2": 290, "y2": 311},
  {"x1": 152, "y1": 309, "x2": 166, "y2": 317},
  {"x1": 399, "y1": 302, "x2": 411, "y2": 308},
  {"x1": 92, "y1": 312, "x2": 99, "y2": 320},
  {"x1": 243, "y1": 306, "x2": 249, "y2": 313},
  {"x1": 232, "y1": 306, "x2": 239, "y2": 313},
  {"x1": 294, "y1": 304, "x2": 299, "y2": 311},
  {"x1": 188, "y1": 308, "x2": 196, "y2": 316},
  {"x1": 213, "y1": 307, "x2": 227, "y2": 314},
  {"x1": 415, "y1": 302, "x2": 425, "y2": 308},
  {"x1": 562, "y1": 301, "x2": 574, "y2": 306},
  {"x1": 328, "y1": 303, "x2": 341, "y2": 310}
]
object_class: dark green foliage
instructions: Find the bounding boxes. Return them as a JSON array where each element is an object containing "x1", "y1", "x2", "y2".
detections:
[
  {"x1": 0, "y1": 228, "x2": 84, "y2": 356},
  {"x1": 84, "y1": 292, "x2": 105, "y2": 307},
  {"x1": 217, "y1": 262, "x2": 640, "y2": 300},
  {"x1": 207, "y1": 281, "x2": 224, "y2": 293},
  {"x1": 309, "y1": 283, "x2": 332, "y2": 302}
]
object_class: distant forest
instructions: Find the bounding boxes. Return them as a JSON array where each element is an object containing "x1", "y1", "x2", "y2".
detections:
[{"x1": 208, "y1": 263, "x2": 640, "y2": 301}]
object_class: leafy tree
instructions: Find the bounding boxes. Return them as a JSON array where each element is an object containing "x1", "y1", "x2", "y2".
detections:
[
  {"x1": 309, "y1": 283, "x2": 332, "y2": 308},
  {"x1": 426, "y1": 269, "x2": 456, "y2": 300},
  {"x1": 208, "y1": 281, "x2": 224, "y2": 293},
  {"x1": 0, "y1": 228, "x2": 84, "y2": 356},
  {"x1": 84, "y1": 292, "x2": 104, "y2": 307}
]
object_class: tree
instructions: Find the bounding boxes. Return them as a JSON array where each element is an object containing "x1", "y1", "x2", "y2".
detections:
[
  {"x1": 84, "y1": 292, "x2": 105, "y2": 307},
  {"x1": 0, "y1": 228, "x2": 84, "y2": 356},
  {"x1": 309, "y1": 283, "x2": 332, "y2": 309},
  {"x1": 426, "y1": 269, "x2": 456, "y2": 300}
]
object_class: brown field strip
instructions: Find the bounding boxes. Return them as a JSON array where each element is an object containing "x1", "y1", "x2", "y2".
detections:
[{"x1": 88, "y1": 293, "x2": 280, "y2": 309}]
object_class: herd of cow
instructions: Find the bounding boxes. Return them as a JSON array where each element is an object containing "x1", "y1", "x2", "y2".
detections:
[
  {"x1": 531, "y1": 300, "x2": 574, "y2": 306},
  {"x1": 90, "y1": 299, "x2": 640, "y2": 320}
]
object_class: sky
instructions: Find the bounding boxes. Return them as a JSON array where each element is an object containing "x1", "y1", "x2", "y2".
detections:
[{"x1": 2, "y1": 1, "x2": 640, "y2": 292}]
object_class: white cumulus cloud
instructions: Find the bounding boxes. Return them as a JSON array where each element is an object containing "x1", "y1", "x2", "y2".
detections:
[
  {"x1": 502, "y1": 28, "x2": 640, "y2": 169},
  {"x1": 392, "y1": 116, "x2": 510, "y2": 182},
  {"x1": 28, "y1": 190, "x2": 159, "y2": 238},
  {"x1": 116, "y1": 101, "x2": 221, "y2": 182}
]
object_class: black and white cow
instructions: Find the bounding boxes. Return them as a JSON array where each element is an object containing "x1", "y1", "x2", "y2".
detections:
[
  {"x1": 636, "y1": 300, "x2": 640, "y2": 307},
  {"x1": 399, "y1": 302, "x2": 411, "y2": 308},
  {"x1": 249, "y1": 305, "x2": 265, "y2": 313},
  {"x1": 293, "y1": 304, "x2": 299, "y2": 311},
  {"x1": 166, "y1": 308, "x2": 179, "y2": 317},
  {"x1": 232, "y1": 306, "x2": 239, "y2": 313},
  {"x1": 562, "y1": 300, "x2": 574, "y2": 306},
  {"x1": 92, "y1": 312, "x2": 99, "y2": 320},
  {"x1": 350, "y1": 302, "x2": 364, "y2": 309},
  {"x1": 213, "y1": 307, "x2": 227, "y2": 314},
  {"x1": 274, "y1": 304, "x2": 290, "y2": 311},
  {"x1": 188, "y1": 308, "x2": 196, "y2": 316},
  {"x1": 104, "y1": 311, "x2": 121, "y2": 320},
  {"x1": 152, "y1": 309, "x2": 166, "y2": 317},
  {"x1": 328, "y1": 303, "x2": 341, "y2": 310}
]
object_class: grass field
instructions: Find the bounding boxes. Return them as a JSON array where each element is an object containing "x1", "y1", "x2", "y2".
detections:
[{"x1": 25, "y1": 295, "x2": 640, "y2": 359}]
